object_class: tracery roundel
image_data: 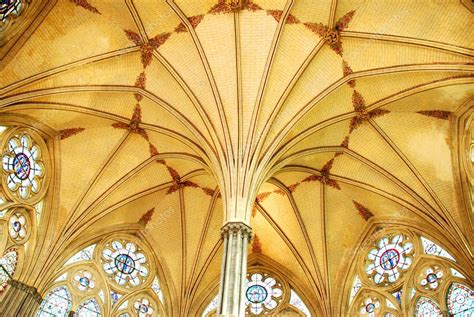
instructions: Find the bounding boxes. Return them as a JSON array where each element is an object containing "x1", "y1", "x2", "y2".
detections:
[
  {"x1": 245, "y1": 272, "x2": 283, "y2": 315},
  {"x1": 2, "y1": 132, "x2": 45, "y2": 201},
  {"x1": 365, "y1": 234, "x2": 414, "y2": 285},
  {"x1": 101, "y1": 240, "x2": 149, "y2": 287}
]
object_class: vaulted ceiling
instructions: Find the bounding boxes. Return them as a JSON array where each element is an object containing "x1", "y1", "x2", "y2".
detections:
[{"x1": 0, "y1": 0, "x2": 472, "y2": 315}]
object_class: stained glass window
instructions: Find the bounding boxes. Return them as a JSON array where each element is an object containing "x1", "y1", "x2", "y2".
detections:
[
  {"x1": 73, "y1": 271, "x2": 95, "y2": 292},
  {"x1": 0, "y1": 249, "x2": 17, "y2": 293},
  {"x1": 414, "y1": 297, "x2": 441, "y2": 317},
  {"x1": 2, "y1": 133, "x2": 44, "y2": 200},
  {"x1": 450, "y1": 268, "x2": 466, "y2": 279},
  {"x1": 65, "y1": 244, "x2": 96, "y2": 266},
  {"x1": 365, "y1": 235, "x2": 413, "y2": 285},
  {"x1": 9, "y1": 212, "x2": 27, "y2": 241},
  {"x1": 110, "y1": 291, "x2": 123, "y2": 305},
  {"x1": 392, "y1": 290, "x2": 402, "y2": 304},
  {"x1": 201, "y1": 295, "x2": 219, "y2": 317},
  {"x1": 37, "y1": 286, "x2": 73, "y2": 317},
  {"x1": 350, "y1": 276, "x2": 362, "y2": 304},
  {"x1": 133, "y1": 298, "x2": 154, "y2": 316},
  {"x1": 102, "y1": 240, "x2": 148, "y2": 287},
  {"x1": 421, "y1": 237, "x2": 455, "y2": 261},
  {"x1": 289, "y1": 289, "x2": 312, "y2": 317},
  {"x1": 245, "y1": 273, "x2": 283, "y2": 315},
  {"x1": 419, "y1": 267, "x2": 443, "y2": 290},
  {"x1": 359, "y1": 297, "x2": 380, "y2": 317},
  {"x1": 0, "y1": 0, "x2": 23, "y2": 24},
  {"x1": 447, "y1": 283, "x2": 474, "y2": 316},
  {"x1": 151, "y1": 276, "x2": 164, "y2": 303},
  {"x1": 74, "y1": 298, "x2": 101, "y2": 317}
]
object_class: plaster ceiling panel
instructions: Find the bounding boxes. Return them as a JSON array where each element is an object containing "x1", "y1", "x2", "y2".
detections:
[
  {"x1": 337, "y1": 0, "x2": 474, "y2": 48},
  {"x1": 6, "y1": 51, "x2": 143, "y2": 96},
  {"x1": 256, "y1": 183, "x2": 316, "y2": 279},
  {"x1": 353, "y1": 71, "x2": 470, "y2": 107},
  {"x1": 183, "y1": 185, "x2": 218, "y2": 281},
  {"x1": 57, "y1": 126, "x2": 127, "y2": 218},
  {"x1": 195, "y1": 197, "x2": 224, "y2": 274},
  {"x1": 384, "y1": 83, "x2": 474, "y2": 113},
  {"x1": 329, "y1": 153, "x2": 428, "y2": 212},
  {"x1": 240, "y1": 10, "x2": 280, "y2": 143},
  {"x1": 256, "y1": 23, "x2": 320, "y2": 135},
  {"x1": 158, "y1": 32, "x2": 226, "y2": 148},
  {"x1": 347, "y1": 123, "x2": 439, "y2": 210},
  {"x1": 174, "y1": 0, "x2": 218, "y2": 17},
  {"x1": 325, "y1": 185, "x2": 367, "y2": 293},
  {"x1": 2, "y1": 108, "x2": 115, "y2": 131},
  {"x1": 343, "y1": 37, "x2": 473, "y2": 73},
  {"x1": 280, "y1": 120, "x2": 352, "y2": 162},
  {"x1": 250, "y1": 211, "x2": 309, "y2": 287},
  {"x1": 338, "y1": 181, "x2": 420, "y2": 222},
  {"x1": 290, "y1": 0, "x2": 332, "y2": 26},
  {"x1": 132, "y1": 0, "x2": 182, "y2": 36},
  {"x1": 375, "y1": 112, "x2": 461, "y2": 225},
  {"x1": 79, "y1": 133, "x2": 152, "y2": 214},
  {"x1": 272, "y1": 171, "x2": 311, "y2": 187},
  {"x1": 87, "y1": 162, "x2": 176, "y2": 220},
  {"x1": 1, "y1": 0, "x2": 133, "y2": 86},
  {"x1": 193, "y1": 14, "x2": 238, "y2": 154},
  {"x1": 289, "y1": 180, "x2": 325, "y2": 278},
  {"x1": 285, "y1": 152, "x2": 338, "y2": 172}
]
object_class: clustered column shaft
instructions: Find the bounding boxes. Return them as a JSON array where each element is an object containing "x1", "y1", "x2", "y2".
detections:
[
  {"x1": 0, "y1": 279, "x2": 43, "y2": 316},
  {"x1": 217, "y1": 222, "x2": 252, "y2": 317}
]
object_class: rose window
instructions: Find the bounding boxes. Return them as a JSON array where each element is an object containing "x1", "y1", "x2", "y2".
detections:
[
  {"x1": 9, "y1": 213, "x2": 27, "y2": 241},
  {"x1": 419, "y1": 267, "x2": 443, "y2": 290},
  {"x1": 74, "y1": 271, "x2": 95, "y2": 292},
  {"x1": 134, "y1": 298, "x2": 154, "y2": 316},
  {"x1": 245, "y1": 273, "x2": 283, "y2": 315},
  {"x1": 0, "y1": 0, "x2": 23, "y2": 24},
  {"x1": 359, "y1": 297, "x2": 380, "y2": 316},
  {"x1": 2, "y1": 133, "x2": 44, "y2": 200},
  {"x1": 365, "y1": 235, "x2": 414, "y2": 285},
  {"x1": 102, "y1": 240, "x2": 148, "y2": 287}
]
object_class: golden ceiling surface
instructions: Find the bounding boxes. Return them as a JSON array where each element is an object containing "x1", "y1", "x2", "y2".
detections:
[{"x1": 0, "y1": 0, "x2": 473, "y2": 315}]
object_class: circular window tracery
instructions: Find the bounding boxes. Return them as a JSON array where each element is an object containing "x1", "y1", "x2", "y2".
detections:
[
  {"x1": 8, "y1": 211, "x2": 28, "y2": 242},
  {"x1": 101, "y1": 240, "x2": 149, "y2": 288},
  {"x1": 365, "y1": 234, "x2": 414, "y2": 285},
  {"x1": 418, "y1": 267, "x2": 443, "y2": 291},
  {"x1": 133, "y1": 298, "x2": 154, "y2": 316},
  {"x1": 245, "y1": 272, "x2": 283, "y2": 315},
  {"x1": 2, "y1": 132, "x2": 46, "y2": 201}
]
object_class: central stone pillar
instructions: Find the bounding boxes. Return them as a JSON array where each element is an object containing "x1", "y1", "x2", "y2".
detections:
[
  {"x1": 0, "y1": 279, "x2": 43, "y2": 316},
  {"x1": 217, "y1": 222, "x2": 252, "y2": 317}
]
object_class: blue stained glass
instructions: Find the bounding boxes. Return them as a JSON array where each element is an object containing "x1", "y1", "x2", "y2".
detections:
[
  {"x1": 114, "y1": 254, "x2": 135, "y2": 274},
  {"x1": 379, "y1": 249, "x2": 400, "y2": 270},
  {"x1": 13, "y1": 153, "x2": 30, "y2": 180},
  {"x1": 36, "y1": 286, "x2": 72, "y2": 317},
  {"x1": 246, "y1": 285, "x2": 268, "y2": 304}
]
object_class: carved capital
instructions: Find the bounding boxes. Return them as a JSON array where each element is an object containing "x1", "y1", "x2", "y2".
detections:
[
  {"x1": 221, "y1": 222, "x2": 252, "y2": 240},
  {"x1": 6, "y1": 279, "x2": 42, "y2": 301}
]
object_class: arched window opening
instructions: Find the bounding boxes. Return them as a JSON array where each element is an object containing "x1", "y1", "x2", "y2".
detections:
[
  {"x1": 36, "y1": 286, "x2": 73, "y2": 317},
  {"x1": 346, "y1": 230, "x2": 472, "y2": 317},
  {"x1": 37, "y1": 236, "x2": 165, "y2": 316},
  {"x1": 74, "y1": 298, "x2": 101, "y2": 317},
  {"x1": 0, "y1": 248, "x2": 18, "y2": 293},
  {"x1": 446, "y1": 283, "x2": 474, "y2": 316}
]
